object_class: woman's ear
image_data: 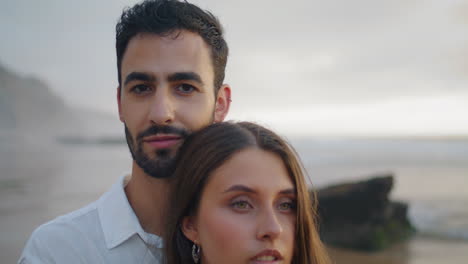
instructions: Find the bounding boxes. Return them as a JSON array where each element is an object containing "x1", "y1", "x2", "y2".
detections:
[{"x1": 182, "y1": 216, "x2": 199, "y2": 243}]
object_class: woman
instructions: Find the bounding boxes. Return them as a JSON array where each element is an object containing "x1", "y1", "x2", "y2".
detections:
[{"x1": 164, "y1": 122, "x2": 330, "y2": 264}]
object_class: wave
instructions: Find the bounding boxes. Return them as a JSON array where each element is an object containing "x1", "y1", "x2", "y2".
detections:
[{"x1": 409, "y1": 200, "x2": 468, "y2": 241}]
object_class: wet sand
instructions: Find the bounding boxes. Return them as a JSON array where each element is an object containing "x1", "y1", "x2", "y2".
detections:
[{"x1": 328, "y1": 236, "x2": 468, "y2": 264}]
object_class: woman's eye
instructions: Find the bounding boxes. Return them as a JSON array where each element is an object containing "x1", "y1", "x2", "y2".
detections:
[
  {"x1": 231, "y1": 200, "x2": 252, "y2": 210},
  {"x1": 278, "y1": 201, "x2": 296, "y2": 211},
  {"x1": 176, "y1": 84, "x2": 196, "y2": 94}
]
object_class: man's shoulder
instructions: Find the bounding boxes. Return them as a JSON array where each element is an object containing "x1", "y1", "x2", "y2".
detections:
[
  {"x1": 19, "y1": 201, "x2": 104, "y2": 263},
  {"x1": 18, "y1": 175, "x2": 139, "y2": 263},
  {"x1": 34, "y1": 201, "x2": 100, "y2": 237},
  {"x1": 26, "y1": 174, "x2": 125, "y2": 243}
]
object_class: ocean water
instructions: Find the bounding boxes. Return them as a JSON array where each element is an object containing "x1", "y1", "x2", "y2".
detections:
[
  {"x1": 290, "y1": 137, "x2": 468, "y2": 242},
  {"x1": 1, "y1": 137, "x2": 467, "y2": 262}
]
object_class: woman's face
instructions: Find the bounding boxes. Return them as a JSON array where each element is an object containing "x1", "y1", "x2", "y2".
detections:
[{"x1": 183, "y1": 147, "x2": 296, "y2": 264}]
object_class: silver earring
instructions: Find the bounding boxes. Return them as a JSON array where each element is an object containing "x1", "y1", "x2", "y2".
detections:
[{"x1": 192, "y1": 243, "x2": 200, "y2": 263}]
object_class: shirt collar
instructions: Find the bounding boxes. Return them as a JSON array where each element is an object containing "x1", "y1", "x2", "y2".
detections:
[{"x1": 97, "y1": 175, "x2": 142, "y2": 249}]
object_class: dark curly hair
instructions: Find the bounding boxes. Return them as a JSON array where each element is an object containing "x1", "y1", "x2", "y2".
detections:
[{"x1": 116, "y1": 0, "x2": 228, "y2": 91}]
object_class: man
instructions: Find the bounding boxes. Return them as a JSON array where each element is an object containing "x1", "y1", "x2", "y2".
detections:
[{"x1": 19, "y1": 0, "x2": 231, "y2": 263}]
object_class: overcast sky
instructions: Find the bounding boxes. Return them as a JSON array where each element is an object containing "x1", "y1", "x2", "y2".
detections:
[{"x1": 1, "y1": 0, "x2": 468, "y2": 136}]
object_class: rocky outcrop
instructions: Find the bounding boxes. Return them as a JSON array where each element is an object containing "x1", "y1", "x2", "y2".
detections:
[{"x1": 315, "y1": 174, "x2": 414, "y2": 251}]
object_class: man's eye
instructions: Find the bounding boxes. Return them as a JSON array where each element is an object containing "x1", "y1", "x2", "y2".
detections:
[
  {"x1": 176, "y1": 84, "x2": 196, "y2": 94},
  {"x1": 131, "y1": 84, "x2": 151, "y2": 94}
]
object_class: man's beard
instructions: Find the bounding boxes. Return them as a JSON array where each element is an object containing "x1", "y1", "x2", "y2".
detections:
[{"x1": 124, "y1": 124, "x2": 190, "y2": 179}]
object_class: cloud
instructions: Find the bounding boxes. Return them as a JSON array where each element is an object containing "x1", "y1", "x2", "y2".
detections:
[
  {"x1": 220, "y1": 0, "x2": 468, "y2": 114},
  {"x1": 1, "y1": 0, "x2": 467, "y2": 135},
  {"x1": 234, "y1": 91, "x2": 468, "y2": 136}
]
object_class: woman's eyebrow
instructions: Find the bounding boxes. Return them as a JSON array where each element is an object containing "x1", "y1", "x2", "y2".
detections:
[
  {"x1": 279, "y1": 188, "x2": 296, "y2": 195},
  {"x1": 222, "y1": 185, "x2": 296, "y2": 195},
  {"x1": 222, "y1": 184, "x2": 255, "y2": 194}
]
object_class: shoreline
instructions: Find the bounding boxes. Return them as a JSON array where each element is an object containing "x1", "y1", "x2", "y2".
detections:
[{"x1": 327, "y1": 234, "x2": 468, "y2": 264}]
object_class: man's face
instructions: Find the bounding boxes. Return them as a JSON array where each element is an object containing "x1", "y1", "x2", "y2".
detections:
[{"x1": 118, "y1": 31, "x2": 230, "y2": 178}]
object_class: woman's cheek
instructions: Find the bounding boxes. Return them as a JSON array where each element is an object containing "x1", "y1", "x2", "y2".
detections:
[{"x1": 198, "y1": 207, "x2": 252, "y2": 259}]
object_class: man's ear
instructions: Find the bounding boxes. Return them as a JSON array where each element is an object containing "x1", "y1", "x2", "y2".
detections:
[
  {"x1": 213, "y1": 84, "x2": 231, "y2": 123},
  {"x1": 181, "y1": 216, "x2": 199, "y2": 243},
  {"x1": 117, "y1": 86, "x2": 124, "y2": 122}
]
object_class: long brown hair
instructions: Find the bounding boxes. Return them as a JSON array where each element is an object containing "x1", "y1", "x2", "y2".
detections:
[{"x1": 164, "y1": 122, "x2": 330, "y2": 264}]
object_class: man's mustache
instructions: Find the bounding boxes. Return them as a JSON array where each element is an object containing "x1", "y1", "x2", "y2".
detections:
[{"x1": 136, "y1": 125, "x2": 190, "y2": 141}]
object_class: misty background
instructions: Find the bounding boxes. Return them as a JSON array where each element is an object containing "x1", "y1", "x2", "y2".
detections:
[
  {"x1": 2, "y1": 1, "x2": 468, "y2": 263},
  {"x1": 1, "y1": 0, "x2": 467, "y2": 137}
]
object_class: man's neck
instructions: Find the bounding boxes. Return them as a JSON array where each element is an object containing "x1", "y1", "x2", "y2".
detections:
[{"x1": 124, "y1": 163, "x2": 170, "y2": 236}]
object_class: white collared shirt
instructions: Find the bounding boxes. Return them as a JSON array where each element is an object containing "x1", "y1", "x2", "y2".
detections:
[{"x1": 18, "y1": 175, "x2": 163, "y2": 264}]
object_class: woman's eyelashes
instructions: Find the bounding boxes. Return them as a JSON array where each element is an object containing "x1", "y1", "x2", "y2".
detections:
[
  {"x1": 277, "y1": 198, "x2": 297, "y2": 212},
  {"x1": 228, "y1": 196, "x2": 297, "y2": 213},
  {"x1": 230, "y1": 198, "x2": 253, "y2": 212}
]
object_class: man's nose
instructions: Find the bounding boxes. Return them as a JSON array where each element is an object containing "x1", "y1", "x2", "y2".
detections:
[
  {"x1": 256, "y1": 207, "x2": 283, "y2": 241},
  {"x1": 148, "y1": 87, "x2": 175, "y2": 125}
]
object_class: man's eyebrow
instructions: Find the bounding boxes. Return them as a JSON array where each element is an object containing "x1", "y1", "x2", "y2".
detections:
[
  {"x1": 124, "y1": 72, "x2": 156, "y2": 86},
  {"x1": 168, "y1": 72, "x2": 203, "y2": 85}
]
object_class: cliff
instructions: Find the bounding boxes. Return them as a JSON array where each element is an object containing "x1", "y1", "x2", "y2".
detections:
[
  {"x1": 0, "y1": 63, "x2": 122, "y2": 144},
  {"x1": 0, "y1": 64, "x2": 79, "y2": 135}
]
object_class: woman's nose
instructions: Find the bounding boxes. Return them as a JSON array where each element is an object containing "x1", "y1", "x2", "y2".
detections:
[{"x1": 256, "y1": 208, "x2": 283, "y2": 241}]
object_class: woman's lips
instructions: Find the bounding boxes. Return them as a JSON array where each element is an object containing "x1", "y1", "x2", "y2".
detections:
[
  {"x1": 250, "y1": 249, "x2": 283, "y2": 263},
  {"x1": 143, "y1": 135, "x2": 182, "y2": 149}
]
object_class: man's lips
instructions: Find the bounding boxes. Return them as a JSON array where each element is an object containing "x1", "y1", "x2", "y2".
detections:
[
  {"x1": 143, "y1": 134, "x2": 183, "y2": 149},
  {"x1": 250, "y1": 249, "x2": 283, "y2": 263}
]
